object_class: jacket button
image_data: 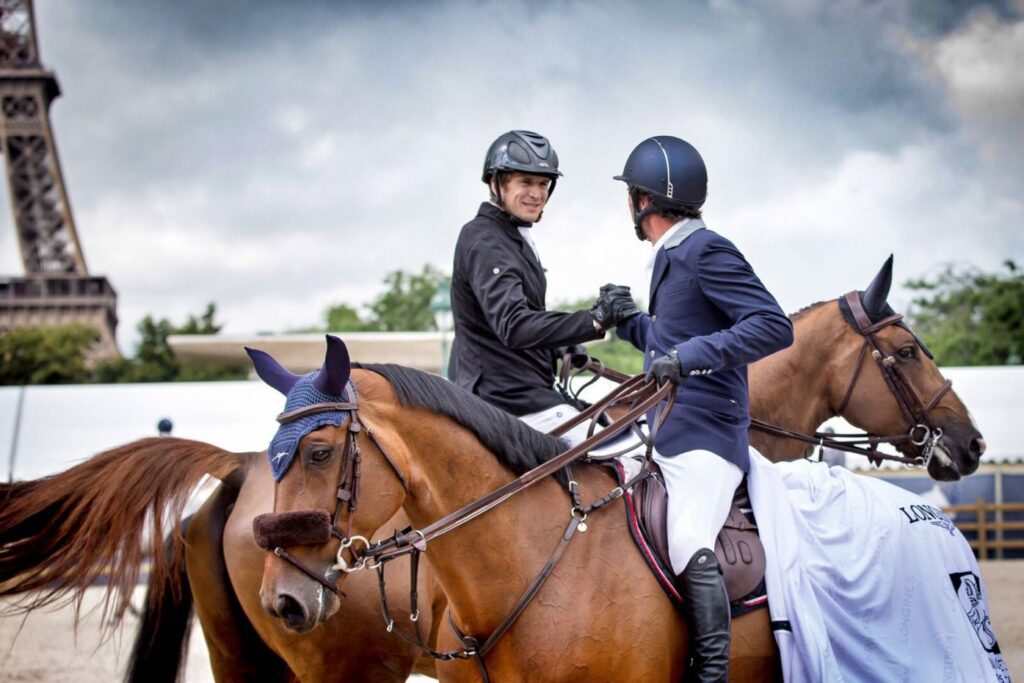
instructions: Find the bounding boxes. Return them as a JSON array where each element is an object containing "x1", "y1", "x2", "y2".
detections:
[
  {"x1": 649, "y1": 350, "x2": 656, "y2": 357},
  {"x1": 651, "y1": 315, "x2": 657, "y2": 322}
]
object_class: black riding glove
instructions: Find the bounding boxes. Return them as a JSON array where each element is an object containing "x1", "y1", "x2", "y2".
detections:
[
  {"x1": 645, "y1": 348, "x2": 684, "y2": 386},
  {"x1": 591, "y1": 284, "x2": 641, "y2": 330},
  {"x1": 554, "y1": 344, "x2": 589, "y2": 369}
]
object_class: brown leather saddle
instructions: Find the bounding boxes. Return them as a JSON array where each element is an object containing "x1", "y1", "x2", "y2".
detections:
[{"x1": 619, "y1": 458, "x2": 767, "y2": 613}]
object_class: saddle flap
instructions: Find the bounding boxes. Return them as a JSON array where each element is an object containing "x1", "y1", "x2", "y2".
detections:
[{"x1": 632, "y1": 473, "x2": 765, "y2": 603}]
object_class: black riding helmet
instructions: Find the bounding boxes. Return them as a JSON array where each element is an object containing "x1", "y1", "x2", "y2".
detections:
[
  {"x1": 483, "y1": 130, "x2": 562, "y2": 185},
  {"x1": 614, "y1": 136, "x2": 707, "y2": 239},
  {"x1": 483, "y1": 131, "x2": 562, "y2": 225}
]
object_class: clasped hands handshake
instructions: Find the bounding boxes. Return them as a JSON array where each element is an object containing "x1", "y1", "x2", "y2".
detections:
[
  {"x1": 590, "y1": 283, "x2": 640, "y2": 330},
  {"x1": 589, "y1": 284, "x2": 684, "y2": 386}
]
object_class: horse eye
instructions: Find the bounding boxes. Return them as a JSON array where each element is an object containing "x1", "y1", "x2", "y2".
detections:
[
  {"x1": 309, "y1": 448, "x2": 332, "y2": 465},
  {"x1": 897, "y1": 346, "x2": 916, "y2": 360}
]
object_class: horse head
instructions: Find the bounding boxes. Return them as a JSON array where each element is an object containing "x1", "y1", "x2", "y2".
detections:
[
  {"x1": 830, "y1": 256, "x2": 984, "y2": 481},
  {"x1": 247, "y1": 335, "x2": 408, "y2": 633}
]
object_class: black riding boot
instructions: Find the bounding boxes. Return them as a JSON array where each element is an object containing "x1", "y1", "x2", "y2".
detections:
[{"x1": 679, "y1": 548, "x2": 730, "y2": 682}]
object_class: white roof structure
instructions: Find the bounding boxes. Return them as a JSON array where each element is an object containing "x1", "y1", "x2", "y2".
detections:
[
  {"x1": 168, "y1": 331, "x2": 454, "y2": 374},
  {"x1": 3, "y1": 365, "x2": 1021, "y2": 482}
]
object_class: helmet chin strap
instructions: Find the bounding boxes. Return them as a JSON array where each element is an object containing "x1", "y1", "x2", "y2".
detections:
[
  {"x1": 630, "y1": 188, "x2": 655, "y2": 241},
  {"x1": 632, "y1": 207, "x2": 657, "y2": 241}
]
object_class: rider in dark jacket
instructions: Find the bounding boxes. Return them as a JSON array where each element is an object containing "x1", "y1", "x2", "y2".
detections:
[
  {"x1": 449, "y1": 130, "x2": 638, "y2": 436},
  {"x1": 611, "y1": 136, "x2": 793, "y2": 682}
]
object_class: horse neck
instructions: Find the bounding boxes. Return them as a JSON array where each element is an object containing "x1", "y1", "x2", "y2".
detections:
[
  {"x1": 748, "y1": 303, "x2": 843, "y2": 461},
  {"x1": 387, "y1": 406, "x2": 572, "y2": 634}
]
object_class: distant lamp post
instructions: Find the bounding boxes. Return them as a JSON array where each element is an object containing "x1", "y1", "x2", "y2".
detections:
[{"x1": 429, "y1": 280, "x2": 453, "y2": 377}]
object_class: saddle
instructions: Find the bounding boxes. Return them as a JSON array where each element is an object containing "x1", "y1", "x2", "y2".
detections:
[{"x1": 613, "y1": 457, "x2": 768, "y2": 616}]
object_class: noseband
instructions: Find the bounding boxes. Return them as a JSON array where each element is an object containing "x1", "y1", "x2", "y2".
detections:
[{"x1": 253, "y1": 395, "x2": 407, "y2": 595}]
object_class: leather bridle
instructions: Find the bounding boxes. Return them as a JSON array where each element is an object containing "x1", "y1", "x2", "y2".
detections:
[
  {"x1": 749, "y1": 291, "x2": 952, "y2": 467},
  {"x1": 253, "y1": 397, "x2": 408, "y2": 595}
]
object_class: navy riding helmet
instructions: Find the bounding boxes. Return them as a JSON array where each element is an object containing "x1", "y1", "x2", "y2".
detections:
[{"x1": 614, "y1": 136, "x2": 707, "y2": 238}]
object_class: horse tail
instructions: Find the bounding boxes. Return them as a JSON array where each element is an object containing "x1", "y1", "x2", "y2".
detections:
[
  {"x1": 126, "y1": 458, "x2": 294, "y2": 683},
  {"x1": 124, "y1": 514, "x2": 198, "y2": 683},
  {"x1": 0, "y1": 436, "x2": 246, "y2": 626}
]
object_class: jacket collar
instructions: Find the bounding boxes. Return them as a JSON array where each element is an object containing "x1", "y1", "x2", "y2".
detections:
[
  {"x1": 661, "y1": 217, "x2": 706, "y2": 251},
  {"x1": 649, "y1": 218, "x2": 707, "y2": 304},
  {"x1": 478, "y1": 202, "x2": 525, "y2": 242}
]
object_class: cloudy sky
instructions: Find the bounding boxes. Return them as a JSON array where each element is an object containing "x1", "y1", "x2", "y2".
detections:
[{"x1": 1, "y1": 0, "x2": 1021, "y2": 350}]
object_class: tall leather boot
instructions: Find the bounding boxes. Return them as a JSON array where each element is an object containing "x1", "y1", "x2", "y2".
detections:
[{"x1": 678, "y1": 548, "x2": 731, "y2": 682}]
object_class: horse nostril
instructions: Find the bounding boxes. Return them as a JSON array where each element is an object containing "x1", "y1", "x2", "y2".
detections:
[
  {"x1": 275, "y1": 594, "x2": 307, "y2": 629},
  {"x1": 970, "y1": 437, "x2": 986, "y2": 458}
]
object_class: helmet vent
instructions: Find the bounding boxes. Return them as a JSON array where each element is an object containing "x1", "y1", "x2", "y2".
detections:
[{"x1": 508, "y1": 140, "x2": 531, "y2": 164}]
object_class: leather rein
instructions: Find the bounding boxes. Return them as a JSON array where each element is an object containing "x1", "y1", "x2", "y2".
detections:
[
  {"x1": 563, "y1": 291, "x2": 952, "y2": 468},
  {"x1": 260, "y1": 372, "x2": 675, "y2": 677}
]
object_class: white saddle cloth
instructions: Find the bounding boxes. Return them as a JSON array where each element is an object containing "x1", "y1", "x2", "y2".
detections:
[{"x1": 746, "y1": 449, "x2": 1012, "y2": 683}]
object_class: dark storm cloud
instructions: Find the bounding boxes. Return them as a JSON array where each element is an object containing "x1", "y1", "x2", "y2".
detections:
[{"x1": 1, "y1": 0, "x2": 1016, "y2": 345}]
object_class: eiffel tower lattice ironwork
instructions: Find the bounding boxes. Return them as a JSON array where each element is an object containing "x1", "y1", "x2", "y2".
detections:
[{"x1": 0, "y1": 0, "x2": 119, "y2": 357}]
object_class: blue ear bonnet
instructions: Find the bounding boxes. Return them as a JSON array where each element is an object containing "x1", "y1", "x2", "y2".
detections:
[{"x1": 268, "y1": 371, "x2": 357, "y2": 480}]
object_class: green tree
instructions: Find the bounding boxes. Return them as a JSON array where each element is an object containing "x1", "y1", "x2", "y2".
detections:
[
  {"x1": 0, "y1": 323, "x2": 99, "y2": 385},
  {"x1": 367, "y1": 265, "x2": 448, "y2": 332},
  {"x1": 325, "y1": 303, "x2": 373, "y2": 332},
  {"x1": 95, "y1": 303, "x2": 247, "y2": 383},
  {"x1": 906, "y1": 260, "x2": 1024, "y2": 366}
]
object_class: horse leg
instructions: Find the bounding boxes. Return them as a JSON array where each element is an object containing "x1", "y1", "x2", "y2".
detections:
[
  {"x1": 124, "y1": 516, "x2": 197, "y2": 683},
  {"x1": 729, "y1": 607, "x2": 781, "y2": 682},
  {"x1": 187, "y1": 473, "x2": 295, "y2": 682}
]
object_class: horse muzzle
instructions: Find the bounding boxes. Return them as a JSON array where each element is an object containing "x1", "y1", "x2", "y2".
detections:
[
  {"x1": 255, "y1": 509, "x2": 343, "y2": 632},
  {"x1": 923, "y1": 426, "x2": 984, "y2": 482}
]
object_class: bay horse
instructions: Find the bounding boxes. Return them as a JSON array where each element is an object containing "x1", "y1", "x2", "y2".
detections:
[
  {"x1": 0, "y1": 257, "x2": 984, "y2": 680},
  {"x1": 245, "y1": 261, "x2": 982, "y2": 679}
]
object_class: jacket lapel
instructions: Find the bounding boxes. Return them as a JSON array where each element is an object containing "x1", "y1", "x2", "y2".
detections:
[
  {"x1": 649, "y1": 249, "x2": 669, "y2": 307},
  {"x1": 649, "y1": 219, "x2": 705, "y2": 310}
]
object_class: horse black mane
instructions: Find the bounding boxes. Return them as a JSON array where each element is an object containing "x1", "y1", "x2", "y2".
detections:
[
  {"x1": 355, "y1": 363, "x2": 568, "y2": 478},
  {"x1": 789, "y1": 299, "x2": 828, "y2": 321}
]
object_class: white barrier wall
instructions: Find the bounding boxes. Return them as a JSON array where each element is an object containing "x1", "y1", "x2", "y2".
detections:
[
  {"x1": 3, "y1": 380, "x2": 283, "y2": 481},
  {"x1": 3, "y1": 366, "x2": 1021, "y2": 481}
]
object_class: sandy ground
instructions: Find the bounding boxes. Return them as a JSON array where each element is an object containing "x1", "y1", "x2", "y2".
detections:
[{"x1": 2, "y1": 562, "x2": 1022, "y2": 681}]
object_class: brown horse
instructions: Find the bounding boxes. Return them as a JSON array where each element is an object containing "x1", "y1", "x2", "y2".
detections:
[
  {"x1": 247, "y1": 268, "x2": 981, "y2": 680},
  {"x1": 0, "y1": 259, "x2": 983, "y2": 680}
]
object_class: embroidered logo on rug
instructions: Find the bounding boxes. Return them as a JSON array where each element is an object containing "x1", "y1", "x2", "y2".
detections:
[
  {"x1": 897, "y1": 503, "x2": 956, "y2": 535},
  {"x1": 949, "y1": 571, "x2": 1011, "y2": 682}
]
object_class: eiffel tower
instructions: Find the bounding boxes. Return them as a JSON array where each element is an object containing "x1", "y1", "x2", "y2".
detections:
[{"x1": 0, "y1": 0, "x2": 118, "y2": 357}]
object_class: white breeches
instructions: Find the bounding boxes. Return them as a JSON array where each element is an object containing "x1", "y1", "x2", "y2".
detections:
[
  {"x1": 654, "y1": 448, "x2": 743, "y2": 574},
  {"x1": 518, "y1": 403, "x2": 592, "y2": 446}
]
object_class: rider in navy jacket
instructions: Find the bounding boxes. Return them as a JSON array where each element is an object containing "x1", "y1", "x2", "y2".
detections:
[
  {"x1": 602, "y1": 136, "x2": 792, "y2": 683},
  {"x1": 616, "y1": 221, "x2": 793, "y2": 471}
]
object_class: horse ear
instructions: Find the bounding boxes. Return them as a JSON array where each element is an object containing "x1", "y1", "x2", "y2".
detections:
[
  {"x1": 313, "y1": 335, "x2": 351, "y2": 397},
  {"x1": 863, "y1": 254, "x2": 894, "y2": 317},
  {"x1": 245, "y1": 347, "x2": 300, "y2": 396}
]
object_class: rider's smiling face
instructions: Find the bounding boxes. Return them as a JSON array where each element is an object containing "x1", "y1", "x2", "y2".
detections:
[{"x1": 494, "y1": 172, "x2": 551, "y2": 223}]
